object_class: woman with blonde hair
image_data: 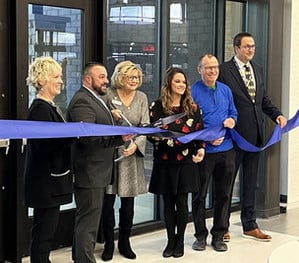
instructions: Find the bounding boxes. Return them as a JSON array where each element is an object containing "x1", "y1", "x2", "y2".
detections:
[
  {"x1": 100, "y1": 60, "x2": 149, "y2": 261},
  {"x1": 25, "y1": 56, "x2": 73, "y2": 262}
]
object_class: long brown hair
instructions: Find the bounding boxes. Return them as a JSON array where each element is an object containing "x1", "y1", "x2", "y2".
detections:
[{"x1": 160, "y1": 67, "x2": 196, "y2": 116}]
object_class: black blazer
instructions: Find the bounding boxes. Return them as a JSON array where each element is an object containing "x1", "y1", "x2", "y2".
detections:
[
  {"x1": 67, "y1": 86, "x2": 123, "y2": 188},
  {"x1": 218, "y1": 58, "x2": 282, "y2": 146},
  {"x1": 24, "y1": 99, "x2": 73, "y2": 208}
]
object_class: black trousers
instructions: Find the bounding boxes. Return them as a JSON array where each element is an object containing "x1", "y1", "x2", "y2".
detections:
[
  {"x1": 30, "y1": 206, "x2": 60, "y2": 263},
  {"x1": 192, "y1": 149, "x2": 235, "y2": 239},
  {"x1": 234, "y1": 148, "x2": 260, "y2": 231}
]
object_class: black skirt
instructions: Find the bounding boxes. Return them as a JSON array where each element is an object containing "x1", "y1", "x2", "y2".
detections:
[{"x1": 149, "y1": 161, "x2": 200, "y2": 195}]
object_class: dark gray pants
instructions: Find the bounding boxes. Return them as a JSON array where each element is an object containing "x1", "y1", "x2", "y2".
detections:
[{"x1": 72, "y1": 187, "x2": 105, "y2": 263}]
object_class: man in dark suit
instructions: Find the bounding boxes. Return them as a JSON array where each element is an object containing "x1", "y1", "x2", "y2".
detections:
[
  {"x1": 218, "y1": 32, "x2": 287, "y2": 241},
  {"x1": 67, "y1": 62, "x2": 125, "y2": 263}
]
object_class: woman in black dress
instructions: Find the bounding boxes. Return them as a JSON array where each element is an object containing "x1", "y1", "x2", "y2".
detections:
[{"x1": 148, "y1": 67, "x2": 205, "y2": 258}]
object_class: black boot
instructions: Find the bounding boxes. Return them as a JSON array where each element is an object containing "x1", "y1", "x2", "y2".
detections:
[
  {"x1": 173, "y1": 235, "x2": 184, "y2": 258},
  {"x1": 162, "y1": 212, "x2": 176, "y2": 258},
  {"x1": 162, "y1": 239, "x2": 175, "y2": 258},
  {"x1": 172, "y1": 193, "x2": 187, "y2": 258},
  {"x1": 118, "y1": 231, "x2": 136, "y2": 259},
  {"x1": 118, "y1": 199, "x2": 136, "y2": 259},
  {"x1": 102, "y1": 242, "x2": 115, "y2": 261},
  {"x1": 162, "y1": 194, "x2": 176, "y2": 258},
  {"x1": 101, "y1": 194, "x2": 116, "y2": 261}
]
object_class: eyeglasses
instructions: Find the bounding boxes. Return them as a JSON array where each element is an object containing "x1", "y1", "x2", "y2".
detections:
[
  {"x1": 126, "y1": 75, "x2": 140, "y2": 81},
  {"x1": 241, "y1": 45, "x2": 256, "y2": 50},
  {"x1": 204, "y1": 65, "x2": 219, "y2": 71}
]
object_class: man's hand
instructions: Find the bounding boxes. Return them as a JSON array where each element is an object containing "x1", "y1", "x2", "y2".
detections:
[
  {"x1": 276, "y1": 115, "x2": 287, "y2": 128},
  {"x1": 223, "y1": 117, "x2": 235, "y2": 129},
  {"x1": 210, "y1": 136, "x2": 224, "y2": 146}
]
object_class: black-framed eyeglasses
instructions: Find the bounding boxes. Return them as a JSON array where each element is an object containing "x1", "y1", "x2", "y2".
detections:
[{"x1": 240, "y1": 45, "x2": 256, "y2": 50}]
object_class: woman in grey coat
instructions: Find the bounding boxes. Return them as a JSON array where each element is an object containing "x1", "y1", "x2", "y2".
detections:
[{"x1": 100, "y1": 60, "x2": 149, "y2": 261}]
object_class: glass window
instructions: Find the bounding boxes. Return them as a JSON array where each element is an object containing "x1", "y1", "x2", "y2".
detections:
[
  {"x1": 170, "y1": 0, "x2": 216, "y2": 210},
  {"x1": 106, "y1": 0, "x2": 243, "y2": 222},
  {"x1": 109, "y1": 5, "x2": 155, "y2": 24},
  {"x1": 106, "y1": 0, "x2": 159, "y2": 224},
  {"x1": 169, "y1": 0, "x2": 216, "y2": 85},
  {"x1": 28, "y1": 4, "x2": 83, "y2": 116},
  {"x1": 224, "y1": 1, "x2": 245, "y2": 61},
  {"x1": 224, "y1": 1, "x2": 246, "y2": 205},
  {"x1": 170, "y1": 3, "x2": 183, "y2": 24},
  {"x1": 27, "y1": 4, "x2": 83, "y2": 216}
]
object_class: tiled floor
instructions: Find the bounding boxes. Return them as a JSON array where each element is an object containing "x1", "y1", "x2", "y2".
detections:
[{"x1": 22, "y1": 204, "x2": 299, "y2": 263}]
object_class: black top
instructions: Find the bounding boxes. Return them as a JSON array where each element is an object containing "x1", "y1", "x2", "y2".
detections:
[
  {"x1": 24, "y1": 99, "x2": 73, "y2": 208},
  {"x1": 148, "y1": 99, "x2": 204, "y2": 194}
]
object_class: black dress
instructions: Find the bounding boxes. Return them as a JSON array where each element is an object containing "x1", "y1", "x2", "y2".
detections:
[{"x1": 148, "y1": 99, "x2": 204, "y2": 194}]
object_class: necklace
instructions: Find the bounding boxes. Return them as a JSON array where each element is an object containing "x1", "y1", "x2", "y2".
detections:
[{"x1": 117, "y1": 90, "x2": 135, "y2": 108}]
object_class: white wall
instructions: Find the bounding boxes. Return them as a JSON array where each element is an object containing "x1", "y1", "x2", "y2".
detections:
[{"x1": 281, "y1": 0, "x2": 299, "y2": 204}]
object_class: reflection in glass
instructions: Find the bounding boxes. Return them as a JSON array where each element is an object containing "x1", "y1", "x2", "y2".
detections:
[
  {"x1": 28, "y1": 4, "x2": 83, "y2": 117},
  {"x1": 224, "y1": 1, "x2": 245, "y2": 204},
  {"x1": 27, "y1": 4, "x2": 83, "y2": 215},
  {"x1": 224, "y1": 1, "x2": 244, "y2": 61},
  {"x1": 169, "y1": 0, "x2": 215, "y2": 85}
]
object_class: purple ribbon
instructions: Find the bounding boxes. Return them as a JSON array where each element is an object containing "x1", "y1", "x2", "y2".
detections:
[
  {"x1": 177, "y1": 110, "x2": 299, "y2": 152},
  {"x1": 0, "y1": 110, "x2": 298, "y2": 152}
]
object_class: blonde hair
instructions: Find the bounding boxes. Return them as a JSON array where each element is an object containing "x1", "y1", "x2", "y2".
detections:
[
  {"x1": 111, "y1": 60, "x2": 143, "y2": 89},
  {"x1": 26, "y1": 56, "x2": 62, "y2": 90}
]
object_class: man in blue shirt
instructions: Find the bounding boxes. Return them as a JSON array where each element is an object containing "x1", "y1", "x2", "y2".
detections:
[{"x1": 191, "y1": 54, "x2": 238, "y2": 252}]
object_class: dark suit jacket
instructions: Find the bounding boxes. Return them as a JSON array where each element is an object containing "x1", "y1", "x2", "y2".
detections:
[
  {"x1": 67, "y1": 86, "x2": 123, "y2": 188},
  {"x1": 218, "y1": 58, "x2": 282, "y2": 146}
]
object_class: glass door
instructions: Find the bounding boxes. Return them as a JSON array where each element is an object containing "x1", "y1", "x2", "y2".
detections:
[
  {"x1": 27, "y1": 4, "x2": 84, "y2": 116},
  {"x1": 26, "y1": 4, "x2": 83, "y2": 248},
  {"x1": 13, "y1": 1, "x2": 99, "y2": 261}
]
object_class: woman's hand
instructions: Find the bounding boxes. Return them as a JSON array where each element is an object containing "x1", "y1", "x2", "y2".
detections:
[
  {"x1": 123, "y1": 141, "x2": 137, "y2": 157},
  {"x1": 192, "y1": 148, "x2": 205, "y2": 163},
  {"x1": 111, "y1": 109, "x2": 122, "y2": 121}
]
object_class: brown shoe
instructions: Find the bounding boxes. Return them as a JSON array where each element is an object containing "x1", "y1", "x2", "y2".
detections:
[
  {"x1": 223, "y1": 232, "x2": 230, "y2": 242},
  {"x1": 242, "y1": 228, "x2": 272, "y2": 242}
]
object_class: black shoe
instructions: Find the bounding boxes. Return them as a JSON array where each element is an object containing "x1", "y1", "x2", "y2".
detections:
[
  {"x1": 172, "y1": 239, "x2": 184, "y2": 258},
  {"x1": 118, "y1": 240, "x2": 136, "y2": 259},
  {"x1": 101, "y1": 242, "x2": 114, "y2": 261},
  {"x1": 211, "y1": 238, "x2": 227, "y2": 252},
  {"x1": 162, "y1": 238, "x2": 175, "y2": 258},
  {"x1": 192, "y1": 237, "x2": 206, "y2": 251},
  {"x1": 162, "y1": 243, "x2": 174, "y2": 258}
]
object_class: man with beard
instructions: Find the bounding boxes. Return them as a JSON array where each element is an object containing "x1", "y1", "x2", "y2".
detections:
[{"x1": 67, "y1": 62, "x2": 128, "y2": 263}]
